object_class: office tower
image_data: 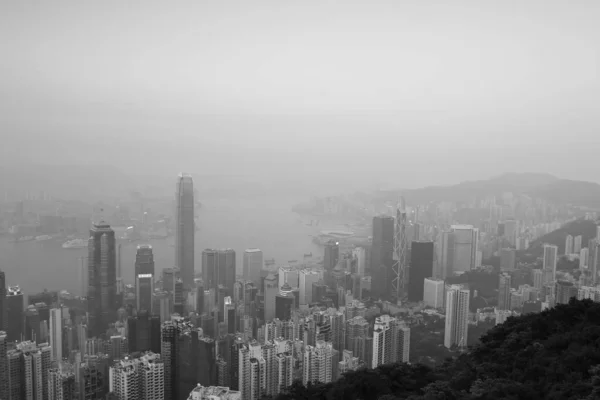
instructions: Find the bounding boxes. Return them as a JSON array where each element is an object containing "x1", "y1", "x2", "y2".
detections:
[
  {"x1": 162, "y1": 268, "x2": 176, "y2": 292},
  {"x1": 127, "y1": 312, "x2": 161, "y2": 354},
  {"x1": 502, "y1": 219, "x2": 518, "y2": 246},
  {"x1": 0, "y1": 271, "x2": 6, "y2": 333},
  {"x1": 325, "y1": 308, "x2": 345, "y2": 351},
  {"x1": 352, "y1": 247, "x2": 366, "y2": 276},
  {"x1": 48, "y1": 367, "x2": 76, "y2": 400},
  {"x1": 136, "y1": 273, "x2": 154, "y2": 313},
  {"x1": 87, "y1": 221, "x2": 117, "y2": 337},
  {"x1": 0, "y1": 332, "x2": 7, "y2": 400},
  {"x1": 202, "y1": 249, "x2": 237, "y2": 299},
  {"x1": 161, "y1": 320, "x2": 182, "y2": 400},
  {"x1": 187, "y1": 384, "x2": 241, "y2": 400},
  {"x1": 556, "y1": 281, "x2": 578, "y2": 305},
  {"x1": 302, "y1": 340, "x2": 333, "y2": 385},
  {"x1": 264, "y1": 274, "x2": 278, "y2": 323},
  {"x1": 278, "y1": 267, "x2": 299, "y2": 289},
  {"x1": 407, "y1": 241, "x2": 434, "y2": 302},
  {"x1": 500, "y1": 248, "x2": 516, "y2": 271},
  {"x1": 436, "y1": 231, "x2": 455, "y2": 279},
  {"x1": 243, "y1": 249, "x2": 263, "y2": 286},
  {"x1": 597, "y1": 225, "x2": 600, "y2": 241},
  {"x1": 371, "y1": 315, "x2": 410, "y2": 368},
  {"x1": 450, "y1": 225, "x2": 477, "y2": 272},
  {"x1": 580, "y1": 248, "x2": 589, "y2": 268},
  {"x1": 392, "y1": 198, "x2": 409, "y2": 301},
  {"x1": 224, "y1": 297, "x2": 236, "y2": 334},
  {"x1": 135, "y1": 244, "x2": 155, "y2": 279},
  {"x1": 174, "y1": 278, "x2": 184, "y2": 315},
  {"x1": 574, "y1": 235, "x2": 583, "y2": 254},
  {"x1": 498, "y1": 273, "x2": 512, "y2": 310},
  {"x1": 175, "y1": 173, "x2": 195, "y2": 290},
  {"x1": 298, "y1": 270, "x2": 319, "y2": 306},
  {"x1": 324, "y1": 240, "x2": 340, "y2": 272},
  {"x1": 543, "y1": 244, "x2": 558, "y2": 284},
  {"x1": 7, "y1": 285, "x2": 24, "y2": 342},
  {"x1": 371, "y1": 215, "x2": 394, "y2": 299},
  {"x1": 565, "y1": 235, "x2": 574, "y2": 255},
  {"x1": 444, "y1": 285, "x2": 470, "y2": 349},
  {"x1": 24, "y1": 305, "x2": 41, "y2": 342},
  {"x1": 275, "y1": 283, "x2": 295, "y2": 321},
  {"x1": 49, "y1": 308, "x2": 63, "y2": 362},
  {"x1": 109, "y1": 352, "x2": 164, "y2": 400},
  {"x1": 423, "y1": 278, "x2": 445, "y2": 309}
]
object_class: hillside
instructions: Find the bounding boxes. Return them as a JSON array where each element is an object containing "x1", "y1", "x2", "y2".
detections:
[
  {"x1": 273, "y1": 299, "x2": 600, "y2": 400},
  {"x1": 382, "y1": 173, "x2": 600, "y2": 209},
  {"x1": 521, "y1": 218, "x2": 598, "y2": 260}
]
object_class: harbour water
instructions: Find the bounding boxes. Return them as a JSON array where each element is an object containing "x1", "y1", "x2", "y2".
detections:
[{"x1": 0, "y1": 195, "x2": 326, "y2": 297}]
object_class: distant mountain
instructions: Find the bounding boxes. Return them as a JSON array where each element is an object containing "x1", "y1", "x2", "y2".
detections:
[
  {"x1": 520, "y1": 218, "x2": 599, "y2": 259},
  {"x1": 391, "y1": 173, "x2": 600, "y2": 208}
]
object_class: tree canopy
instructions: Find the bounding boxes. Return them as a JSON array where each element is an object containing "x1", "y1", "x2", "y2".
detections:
[{"x1": 272, "y1": 299, "x2": 600, "y2": 400}]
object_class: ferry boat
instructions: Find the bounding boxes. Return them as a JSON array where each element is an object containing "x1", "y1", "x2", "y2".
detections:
[
  {"x1": 15, "y1": 236, "x2": 34, "y2": 243},
  {"x1": 35, "y1": 235, "x2": 52, "y2": 241},
  {"x1": 62, "y1": 239, "x2": 88, "y2": 249}
]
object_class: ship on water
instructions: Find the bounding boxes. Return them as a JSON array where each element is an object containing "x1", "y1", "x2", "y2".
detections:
[{"x1": 62, "y1": 239, "x2": 88, "y2": 249}]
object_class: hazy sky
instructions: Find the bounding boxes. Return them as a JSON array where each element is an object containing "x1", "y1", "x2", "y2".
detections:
[{"x1": 1, "y1": 0, "x2": 599, "y2": 188}]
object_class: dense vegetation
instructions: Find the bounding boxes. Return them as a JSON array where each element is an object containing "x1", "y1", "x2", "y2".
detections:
[{"x1": 273, "y1": 299, "x2": 600, "y2": 400}]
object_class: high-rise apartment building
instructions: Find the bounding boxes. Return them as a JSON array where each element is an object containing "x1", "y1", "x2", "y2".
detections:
[
  {"x1": 302, "y1": 340, "x2": 333, "y2": 386},
  {"x1": 371, "y1": 216, "x2": 394, "y2": 299},
  {"x1": 408, "y1": 241, "x2": 434, "y2": 302},
  {"x1": 543, "y1": 244, "x2": 558, "y2": 284},
  {"x1": 574, "y1": 235, "x2": 583, "y2": 254},
  {"x1": 87, "y1": 222, "x2": 117, "y2": 337},
  {"x1": 48, "y1": 367, "x2": 76, "y2": 400},
  {"x1": 498, "y1": 273, "x2": 512, "y2": 310},
  {"x1": 444, "y1": 285, "x2": 470, "y2": 349},
  {"x1": 109, "y1": 352, "x2": 164, "y2": 400},
  {"x1": 0, "y1": 332, "x2": 7, "y2": 400},
  {"x1": 8, "y1": 341, "x2": 52, "y2": 400},
  {"x1": 238, "y1": 340, "x2": 282, "y2": 400},
  {"x1": 580, "y1": 248, "x2": 589, "y2": 268},
  {"x1": 175, "y1": 173, "x2": 195, "y2": 290},
  {"x1": 565, "y1": 235, "x2": 574, "y2": 255},
  {"x1": 49, "y1": 308, "x2": 62, "y2": 362},
  {"x1": 532, "y1": 269, "x2": 544, "y2": 290},
  {"x1": 423, "y1": 278, "x2": 445, "y2": 309},
  {"x1": 202, "y1": 249, "x2": 236, "y2": 299},
  {"x1": 243, "y1": 249, "x2": 263, "y2": 287},
  {"x1": 555, "y1": 281, "x2": 578, "y2": 305},
  {"x1": 371, "y1": 315, "x2": 410, "y2": 368},
  {"x1": 187, "y1": 384, "x2": 241, "y2": 400},
  {"x1": 7, "y1": 285, "x2": 24, "y2": 342}
]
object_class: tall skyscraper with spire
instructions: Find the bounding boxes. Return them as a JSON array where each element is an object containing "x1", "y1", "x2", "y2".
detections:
[
  {"x1": 176, "y1": 173, "x2": 195, "y2": 290},
  {"x1": 87, "y1": 221, "x2": 117, "y2": 337}
]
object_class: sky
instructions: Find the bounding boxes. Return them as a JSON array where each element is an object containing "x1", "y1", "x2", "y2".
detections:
[{"x1": 1, "y1": 0, "x2": 599, "y2": 189}]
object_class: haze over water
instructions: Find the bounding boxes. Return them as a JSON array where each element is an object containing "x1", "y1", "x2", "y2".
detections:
[{"x1": 0, "y1": 194, "x2": 324, "y2": 297}]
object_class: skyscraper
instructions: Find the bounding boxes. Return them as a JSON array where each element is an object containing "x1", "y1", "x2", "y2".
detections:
[
  {"x1": 202, "y1": 249, "x2": 237, "y2": 299},
  {"x1": 175, "y1": 173, "x2": 195, "y2": 290},
  {"x1": 87, "y1": 221, "x2": 117, "y2": 337},
  {"x1": 543, "y1": 244, "x2": 558, "y2": 284},
  {"x1": 49, "y1": 308, "x2": 62, "y2": 362},
  {"x1": 574, "y1": 235, "x2": 583, "y2": 254},
  {"x1": 136, "y1": 274, "x2": 154, "y2": 313},
  {"x1": 7, "y1": 285, "x2": 24, "y2": 342},
  {"x1": 565, "y1": 235, "x2": 574, "y2": 255},
  {"x1": 371, "y1": 216, "x2": 394, "y2": 299},
  {"x1": 298, "y1": 270, "x2": 319, "y2": 306},
  {"x1": 323, "y1": 240, "x2": 339, "y2": 271},
  {"x1": 498, "y1": 273, "x2": 512, "y2": 310},
  {"x1": 135, "y1": 245, "x2": 155, "y2": 279},
  {"x1": 450, "y1": 225, "x2": 478, "y2": 272},
  {"x1": 302, "y1": 341, "x2": 333, "y2": 386},
  {"x1": 0, "y1": 331, "x2": 7, "y2": 400},
  {"x1": 275, "y1": 283, "x2": 295, "y2": 321},
  {"x1": 263, "y1": 274, "x2": 278, "y2": 323},
  {"x1": 0, "y1": 270, "x2": 6, "y2": 333},
  {"x1": 500, "y1": 248, "x2": 516, "y2": 272},
  {"x1": 48, "y1": 366, "x2": 76, "y2": 400},
  {"x1": 408, "y1": 241, "x2": 434, "y2": 302},
  {"x1": 444, "y1": 285, "x2": 470, "y2": 349},
  {"x1": 436, "y1": 231, "x2": 455, "y2": 279},
  {"x1": 243, "y1": 249, "x2": 263, "y2": 286},
  {"x1": 109, "y1": 352, "x2": 164, "y2": 400}
]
